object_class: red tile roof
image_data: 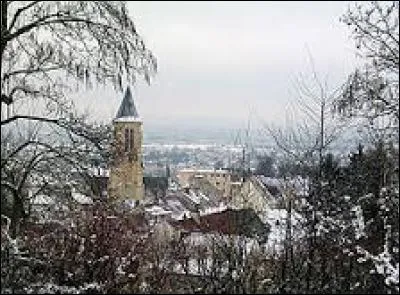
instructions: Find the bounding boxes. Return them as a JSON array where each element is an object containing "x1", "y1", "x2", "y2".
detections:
[{"x1": 169, "y1": 208, "x2": 269, "y2": 239}]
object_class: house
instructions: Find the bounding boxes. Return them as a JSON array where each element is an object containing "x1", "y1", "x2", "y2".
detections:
[
  {"x1": 231, "y1": 176, "x2": 282, "y2": 215},
  {"x1": 143, "y1": 188, "x2": 222, "y2": 224},
  {"x1": 145, "y1": 207, "x2": 271, "y2": 281},
  {"x1": 231, "y1": 175, "x2": 308, "y2": 215},
  {"x1": 176, "y1": 168, "x2": 233, "y2": 198}
]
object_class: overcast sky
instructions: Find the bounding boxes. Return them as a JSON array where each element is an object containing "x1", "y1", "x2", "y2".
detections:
[{"x1": 76, "y1": 1, "x2": 360, "y2": 129}]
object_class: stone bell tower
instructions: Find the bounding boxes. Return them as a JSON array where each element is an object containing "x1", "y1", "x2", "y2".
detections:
[{"x1": 108, "y1": 86, "x2": 144, "y2": 202}]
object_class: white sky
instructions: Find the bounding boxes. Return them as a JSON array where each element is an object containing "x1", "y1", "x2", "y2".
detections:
[{"x1": 75, "y1": 1, "x2": 361, "y2": 129}]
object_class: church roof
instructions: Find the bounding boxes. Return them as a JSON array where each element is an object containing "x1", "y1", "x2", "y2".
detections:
[{"x1": 114, "y1": 86, "x2": 141, "y2": 122}]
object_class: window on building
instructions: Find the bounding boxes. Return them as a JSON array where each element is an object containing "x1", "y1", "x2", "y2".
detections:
[
  {"x1": 124, "y1": 128, "x2": 135, "y2": 152},
  {"x1": 130, "y1": 129, "x2": 134, "y2": 151},
  {"x1": 124, "y1": 128, "x2": 129, "y2": 152}
]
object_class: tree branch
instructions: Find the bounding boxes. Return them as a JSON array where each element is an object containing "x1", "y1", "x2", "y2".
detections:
[
  {"x1": 7, "y1": 1, "x2": 42, "y2": 33},
  {"x1": 1, "y1": 115, "x2": 58, "y2": 126}
]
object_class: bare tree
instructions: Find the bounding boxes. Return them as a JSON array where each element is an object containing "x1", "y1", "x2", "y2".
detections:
[
  {"x1": 1, "y1": 1, "x2": 157, "y2": 235},
  {"x1": 334, "y1": 2, "x2": 399, "y2": 292},
  {"x1": 336, "y1": 1, "x2": 399, "y2": 139},
  {"x1": 261, "y1": 50, "x2": 353, "y2": 292},
  {"x1": 1, "y1": 116, "x2": 112, "y2": 236},
  {"x1": 1, "y1": 1, "x2": 157, "y2": 113}
]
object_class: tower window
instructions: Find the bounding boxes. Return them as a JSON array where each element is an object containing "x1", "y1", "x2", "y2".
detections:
[
  {"x1": 130, "y1": 129, "x2": 134, "y2": 151},
  {"x1": 124, "y1": 128, "x2": 135, "y2": 152},
  {"x1": 124, "y1": 128, "x2": 130, "y2": 152}
]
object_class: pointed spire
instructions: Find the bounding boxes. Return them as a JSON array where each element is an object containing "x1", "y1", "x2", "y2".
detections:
[{"x1": 115, "y1": 86, "x2": 141, "y2": 121}]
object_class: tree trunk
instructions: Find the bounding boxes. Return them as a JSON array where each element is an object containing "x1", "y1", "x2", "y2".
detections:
[{"x1": 10, "y1": 193, "x2": 26, "y2": 238}]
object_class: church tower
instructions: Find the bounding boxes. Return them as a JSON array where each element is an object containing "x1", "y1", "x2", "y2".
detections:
[{"x1": 108, "y1": 86, "x2": 144, "y2": 202}]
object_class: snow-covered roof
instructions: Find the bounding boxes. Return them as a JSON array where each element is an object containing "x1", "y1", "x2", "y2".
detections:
[
  {"x1": 255, "y1": 175, "x2": 309, "y2": 197},
  {"x1": 178, "y1": 168, "x2": 229, "y2": 174},
  {"x1": 199, "y1": 203, "x2": 227, "y2": 216},
  {"x1": 257, "y1": 176, "x2": 282, "y2": 187},
  {"x1": 119, "y1": 199, "x2": 138, "y2": 209},
  {"x1": 145, "y1": 205, "x2": 172, "y2": 216},
  {"x1": 169, "y1": 208, "x2": 270, "y2": 241},
  {"x1": 71, "y1": 192, "x2": 93, "y2": 205},
  {"x1": 114, "y1": 116, "x2": 142, "y2": 123},
  {"x1": 114, "y1": 86, "x2": 141, "y2": 122},
  {"x1": 89, "y1": 167, "x2": 110, "y2": 177},
  {"x1": 31, "y1": 194, "x2": 55, "y2": 205},
  {"x1": 185, "y1": 191, "x2": 201, "y2": 205}
]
